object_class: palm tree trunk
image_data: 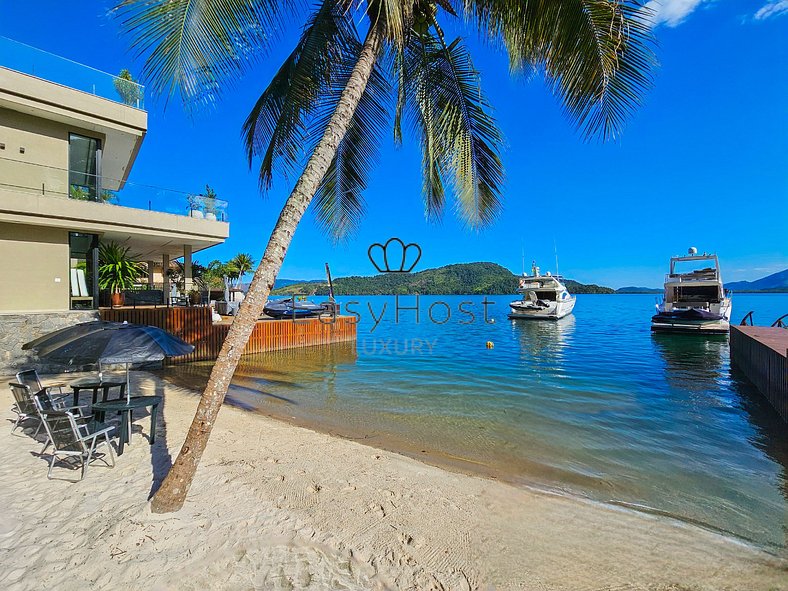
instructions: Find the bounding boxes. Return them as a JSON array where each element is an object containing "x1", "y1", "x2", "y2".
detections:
[{"x1": 151, "y1": 25, "x2": 383, "y2": 514}]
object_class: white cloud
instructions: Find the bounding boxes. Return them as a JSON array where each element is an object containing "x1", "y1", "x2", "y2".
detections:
[
  {"x1": 754, "y1": 0, "x2": 788, "y2": 20},
  {"x1": 644, "y1": 0, "x2": 708, "y2": 27}
]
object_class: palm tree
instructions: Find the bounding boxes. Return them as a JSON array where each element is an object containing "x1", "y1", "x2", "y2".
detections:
[
  {"x1": 229, "y1": 253, "x2": 256, "y2": 286},
  {"x1": 116, "y1": 0, "x2": 654, "y2": 513}
]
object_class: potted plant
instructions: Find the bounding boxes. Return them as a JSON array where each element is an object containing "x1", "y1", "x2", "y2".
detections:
[
  {"x1": 203, "y1": 184, "x2": 218, "y2": 220},
  {"x1": 187, "y1": 194, "x2": 204, "y2": 218},
  {"x1": 99, "y1": 241, "x2": 146, "y2": 307},
  {"x1": 113, "y1": 69, "x2": 144, "y2": 107}
]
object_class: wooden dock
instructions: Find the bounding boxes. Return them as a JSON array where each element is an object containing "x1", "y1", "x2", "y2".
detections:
[
  {"x1": 100, "y1": 307, "x2": 357, "y2": 364},
  {"x1": 730, "y1": 325, "x2": 788, "y2": 422}
]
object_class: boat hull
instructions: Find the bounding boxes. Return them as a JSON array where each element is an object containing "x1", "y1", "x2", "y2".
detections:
[
  {"x1": 650, "y1": 319, "x2": 730, "y2": 334},
  {"x1": 508, "y1": 297, "x2": 576, "y2": 320}
]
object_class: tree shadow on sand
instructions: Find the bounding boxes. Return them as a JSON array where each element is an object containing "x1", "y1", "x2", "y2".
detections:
[{"x1": 148, "y1": 378, "x2": 172, "y2": 499}]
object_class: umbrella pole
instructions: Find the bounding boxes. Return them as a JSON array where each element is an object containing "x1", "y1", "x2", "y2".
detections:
[{"x1": 126, "y1": 362, "x2": 131, "y2": 404}]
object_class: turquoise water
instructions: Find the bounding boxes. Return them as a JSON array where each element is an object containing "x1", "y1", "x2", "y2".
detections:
[{"x1": 164, "y1": 293, "x2": 788, "y2": 550}]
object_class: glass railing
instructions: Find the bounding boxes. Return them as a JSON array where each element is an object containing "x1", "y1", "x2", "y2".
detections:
[
  {"x1": 0, "y1": 157, "x2": 227, "y2": 221},
  {"x1": 0, "y1": 36, "x2": 145, "y2": 110}
]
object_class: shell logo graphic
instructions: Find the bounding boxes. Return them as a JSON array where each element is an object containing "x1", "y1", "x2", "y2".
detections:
[{"x1": 368, "y1": 238, "x2": 422, "y2": 273}]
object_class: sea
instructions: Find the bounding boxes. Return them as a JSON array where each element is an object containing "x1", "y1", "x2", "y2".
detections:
[{"x1": 162, "y1": 293, "x2": 788, "y2": 551}]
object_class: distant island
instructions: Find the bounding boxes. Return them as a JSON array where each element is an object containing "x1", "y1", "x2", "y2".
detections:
[
  {"x1": 726, "y1": 268, "x2": 788, "y2": 293},
  {"x1": 615, "y1": 286, "x2": 662, "y2": 294},
  {"x1": 272, "y1": 262, "x2": 615, "y2": 296}
]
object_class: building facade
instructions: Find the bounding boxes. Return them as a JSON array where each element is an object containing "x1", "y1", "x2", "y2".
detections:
[{"x1": 0, "y1": 39, "x2": 229, "y2": 371}]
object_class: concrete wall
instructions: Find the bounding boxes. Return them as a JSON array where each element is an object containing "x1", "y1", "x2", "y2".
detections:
[
  {"x1": 0, "y1": 222, "x2": 70, "y2": 312},
  {"x1": 0, "y1": 310, "x2": 99, "y2": 376},
  {"x1": 0, "y1": 109, "x2": 75, "y2": 197}
]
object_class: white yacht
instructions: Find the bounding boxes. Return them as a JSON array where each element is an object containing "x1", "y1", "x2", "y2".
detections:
[
  {"x1": 509, "y1": 262, "x2": 576, "y2": 320},
  {"x1": 651, "y1": 248, "x2": 732, "y2": 334}
]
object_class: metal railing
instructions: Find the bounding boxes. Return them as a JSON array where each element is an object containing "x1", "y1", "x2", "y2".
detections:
[
  {"x1": 0, "y1": 156, "x2": 228, "y2": 221},
  {"x1": 739, "y1": 311, "x2": 788, "y2": 328},
  {"x1": 0, "y1": 36, "x2": 145, "y2": 110}
]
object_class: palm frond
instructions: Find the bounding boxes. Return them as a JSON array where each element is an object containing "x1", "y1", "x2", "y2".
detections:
[
  {"x1": 311, "y1": 52, "x2": 390, "y2": 241},
  {"x1": 402, "y1": 27, "x2": 504, "y2": 227},
  {"x1": 241, "y1": 0, "x2": 359, "y2": 190},
  {"x1": 466, "y1": 0, "x2": 656, "y2": 140},
  {"x1": 114, "y1": 0, "x2": 289, "y2": 107}
]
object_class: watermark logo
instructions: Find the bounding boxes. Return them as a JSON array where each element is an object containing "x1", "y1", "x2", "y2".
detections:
[{"x1": 368, "y1": 237, "x2": 422, "y2": 273}]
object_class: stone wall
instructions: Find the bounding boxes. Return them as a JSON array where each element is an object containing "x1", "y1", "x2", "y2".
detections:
[{"x1": 0, "y1": 311, "x2": 99, "y2": 377}]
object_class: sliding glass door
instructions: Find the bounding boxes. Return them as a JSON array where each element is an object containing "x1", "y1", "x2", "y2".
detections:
[
  {"x1": 68, "y1": 133, "x2": 101, "y2": 201},
  {"x1": 69, "y1": 232, "x2": 98, "y2": 309}
]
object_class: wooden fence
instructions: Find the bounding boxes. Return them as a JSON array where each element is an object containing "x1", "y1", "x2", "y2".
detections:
[
  {"x1": 99, "y1": 307, "x2": 357, "y2": 364},
  {"x1": 730, "y1": 325, "x2": 788, "y2": 422}
]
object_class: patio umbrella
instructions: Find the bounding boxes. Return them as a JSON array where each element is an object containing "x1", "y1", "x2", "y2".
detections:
[{"x1": 23, "y1": 321, "x2": 194, "y2": 402}]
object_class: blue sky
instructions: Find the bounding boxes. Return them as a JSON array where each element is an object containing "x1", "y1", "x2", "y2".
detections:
[{"x1": 1, "y1": 0, "x2": 786, "y2": 288}]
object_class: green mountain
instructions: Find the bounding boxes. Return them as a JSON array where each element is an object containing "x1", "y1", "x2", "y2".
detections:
[
  {"x1": 726, "y1": 269, "x2": 788, "y2": 292},
  {"x1": 615, "y1": 286, "x2": 662, "y2": 294},
  {"x1": 271, "y1": 262, "x2": 615, "y2": 296}
]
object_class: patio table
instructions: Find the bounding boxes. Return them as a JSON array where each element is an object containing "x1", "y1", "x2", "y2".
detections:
[
  {"x1": 92, "y1": 396, "x2": 162, "y2": 456},
  {"x1": 70, "y1": 378, "x2": 126, "y2": 406}
]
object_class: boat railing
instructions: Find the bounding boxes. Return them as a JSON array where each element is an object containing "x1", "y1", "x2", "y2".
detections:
[
  {"x1": 665, "y1": 272, "x2": 719, "y2": 283},
  {"x1": 740, "y1": 311, "x2": 755, "y2": 326},
  {"x1": 771, "y1": 314, "x2": 788, "y2": 328}
]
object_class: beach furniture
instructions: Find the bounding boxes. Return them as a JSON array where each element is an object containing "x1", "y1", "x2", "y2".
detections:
[
  {"x1": 92, "y1": 396, "x2": 162, "y2": 456},
  {"x1": 9, "y1": 382, "x2": 91, "y2": 442},
  {"x1": 70, "y1": 378, "x2": 127, "y2": 406},
  {"x1": 16, "y1": 368, "x2": 67, "y2": 398},
  {"x1": 34, "y1": 397, "x2": 115, "y2": 481},
  {"x1": 8, "y1": 382, "x2": 43, "y2": 435}
]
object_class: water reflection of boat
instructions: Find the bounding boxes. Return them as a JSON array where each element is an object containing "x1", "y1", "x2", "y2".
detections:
[
  {"x1": 652, "y1": 332, "x2": 727, "y2": 393},
  {"x1": 511, "y1": 314, "x2": 575, "y2": 360}
]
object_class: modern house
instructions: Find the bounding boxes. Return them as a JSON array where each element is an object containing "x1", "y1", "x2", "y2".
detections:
[{"x1": 0, "y1": 38, "x2": 229, "y2": 371}]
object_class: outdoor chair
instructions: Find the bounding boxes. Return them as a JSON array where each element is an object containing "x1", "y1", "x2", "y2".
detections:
[
  {"x1": 34, "y1": 397, "x2": 115, "y2": 481},
  {"x1": 9, "y1": 382, "x2": 43, "y2": 435},
  {"x1": 16, "y1": 369, "x2": 67, "y2": 398},
  {"x1": 9, "y1": 382, "x2": 89, "y2": 440}
]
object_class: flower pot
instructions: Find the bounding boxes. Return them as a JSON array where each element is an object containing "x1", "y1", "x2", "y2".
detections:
[
  {"x1": 110, "y1": 292, "x2": 124, "y2": 308},
  {"x1": 190, "y1": 209, "x2": 204, "y2": 219},
  {"x1": 205, "y1": 212, "x2": 217, "y2": 221}
]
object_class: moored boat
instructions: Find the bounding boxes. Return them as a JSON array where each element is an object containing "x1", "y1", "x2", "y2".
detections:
[
  {"x1": 509, "y1": 262, "x2": 576, "y2": 320},
  {"x1": 263, "y1": 297, "x2": 324, "y2": 319},
  {"x1": 651, "y1": 248, "x2": 732, "y2": 334}
]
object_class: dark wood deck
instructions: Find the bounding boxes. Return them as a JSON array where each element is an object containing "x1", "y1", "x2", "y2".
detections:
[
  {"x1": 100, "y1": 307, "x2": 357, "y2": 364},
  {"x1": 730, "y1": 325, "x2": 788, "y2": 422}
]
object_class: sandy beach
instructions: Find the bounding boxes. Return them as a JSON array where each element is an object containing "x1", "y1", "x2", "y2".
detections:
[{"x1": 1, "y1": 371, "x2": 785, "y2": 591}]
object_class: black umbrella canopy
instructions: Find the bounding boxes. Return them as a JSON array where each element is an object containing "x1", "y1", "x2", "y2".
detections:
[{"x1": 23, "y1": 321, "x2": 194, "y2": 366}]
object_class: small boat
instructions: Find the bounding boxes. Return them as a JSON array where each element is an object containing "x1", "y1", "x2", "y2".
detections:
[
  {"x1": 651, "y1": 247, "x2": 732, "y2": 334},
  {"x1": 263, "y1": 297, "x2": 324, "y2": 319},
  {"x1": 509, "y1": 262, "x2": 576, "y2": 320}
]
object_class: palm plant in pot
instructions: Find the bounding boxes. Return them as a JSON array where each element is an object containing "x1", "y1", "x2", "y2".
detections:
[{"x1": 99, "y1": 241, "x2": 145, "y2": 307}]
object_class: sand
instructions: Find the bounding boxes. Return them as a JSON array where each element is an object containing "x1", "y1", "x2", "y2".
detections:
[{"x1": 0, "y1": 371, "x2": 785, "y2": 591}]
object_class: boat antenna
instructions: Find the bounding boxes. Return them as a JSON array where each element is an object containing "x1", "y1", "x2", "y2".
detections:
[
  {"x1": 521, "y1": 241, "x2": 525, "y2": 275},
  {"x1": 325, "y1": 262, "x2": 335, "y2": 301},
  {"x1": 554, "y1": 239, "x2": 560, "y2": 277}
]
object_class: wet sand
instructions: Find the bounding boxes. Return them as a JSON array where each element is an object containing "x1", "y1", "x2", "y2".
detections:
[{"x1": 1, "y1": 371, "x2": 785, "y2": 590}]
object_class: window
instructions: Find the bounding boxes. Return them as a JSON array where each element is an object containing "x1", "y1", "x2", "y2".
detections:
[
  {"x1": 68, "y1": 133, "x2": 101, "y2": 201},
  {"x1": 69, "y1": 232, "x2": 98, "y2": 309}
]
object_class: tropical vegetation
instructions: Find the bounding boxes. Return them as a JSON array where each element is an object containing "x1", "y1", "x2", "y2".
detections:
[
  {"x1": 98, "y1": 241, "x2": 146, "y2": 293},
  {"x1": 272, "y1": 262, "x2": 615, "y2": 295},
  {"x1": 117, "y1": 0, "x2": 655, "y2": 512},
  {"x1": 113, "y1": 68, "x2": 144, "y2": 106}
]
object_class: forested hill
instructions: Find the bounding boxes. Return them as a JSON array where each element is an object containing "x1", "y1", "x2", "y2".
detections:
[{"x1": 271, "y1": 262, "x2": 615, "y2": 296}]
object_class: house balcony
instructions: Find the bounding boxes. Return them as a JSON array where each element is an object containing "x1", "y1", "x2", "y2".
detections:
[
  {"x1": 0, "y1": 156, "x2": 229, "y2": 264},
  {"x1": 0, "y1": 35, "x2": 145, "y2": 110}
]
